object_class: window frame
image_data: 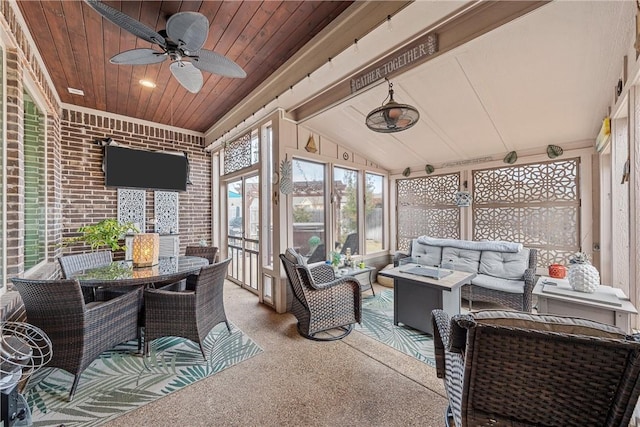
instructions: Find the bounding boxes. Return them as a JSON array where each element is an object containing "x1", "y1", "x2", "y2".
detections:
[{"x1": 22, "y1": 80, "x2": 50, "y2": 274}]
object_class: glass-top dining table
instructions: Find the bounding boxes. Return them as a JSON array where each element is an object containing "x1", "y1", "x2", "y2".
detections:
[{"x1": 72, "y1": 256, "x2": 209, "y2": 289}]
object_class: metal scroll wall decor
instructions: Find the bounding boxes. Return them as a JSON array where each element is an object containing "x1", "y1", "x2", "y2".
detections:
[
  {"x1": 117, "y1": 189, "x2": 146, "y2": 232},
  {"x1": 155, "y1": 191, "x2": 179, "y2": 234},
  {"x1": 455, "y1": 181, "x2": 472, "y2": 207}
]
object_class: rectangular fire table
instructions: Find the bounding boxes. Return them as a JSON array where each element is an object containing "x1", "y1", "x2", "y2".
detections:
[{"x1": 379, "y1": 265, "x2": 476, "y2": 334}]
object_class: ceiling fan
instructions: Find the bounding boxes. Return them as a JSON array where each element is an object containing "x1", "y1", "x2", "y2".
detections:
[{"x1": 85, "y1": 0, "x2": 246, "y2": 93}]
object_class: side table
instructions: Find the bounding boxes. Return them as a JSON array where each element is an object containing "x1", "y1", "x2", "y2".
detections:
[
  {"x1": 336, "y1": 266, "x2": 375, "y2": 296},
  {"x1": 533, "y1": 276, "x2": 638, "y2": 333}
]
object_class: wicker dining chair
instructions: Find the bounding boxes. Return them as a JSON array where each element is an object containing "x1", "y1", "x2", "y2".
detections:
[
  {"x1": 183, "y1": 246, "x2": 219, "y2": 290},
  {"x1": 185, "y1": 245, "x2": 218, "y2": 264},
  {"x1": 143, "y1": 257, "x2": 232, "y2": 359},
  {"x1": 58, "y1": 250, "x2": 113, "y2": 279},
  {"x1": 279, "y1": 248, "x2": 361, "y2": 341},
  {"x1": 58, "y1": 251, "x2": 114, "y2": 301},
  {"x1": 10, "y1": 277, "x2": 142, "y2": 401},
  {"x1": 431, "y1": 309, "x2": 640, "y2": 427}
]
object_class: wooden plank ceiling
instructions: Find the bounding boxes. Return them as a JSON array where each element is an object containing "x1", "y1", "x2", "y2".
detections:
[{"x1": 17, "y1": 1, "x2": 354, "y2": 133}]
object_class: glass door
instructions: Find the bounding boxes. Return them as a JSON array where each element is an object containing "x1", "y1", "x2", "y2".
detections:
[{"x1": 227, "y1": 174, "x2": 260, "y2": 293}]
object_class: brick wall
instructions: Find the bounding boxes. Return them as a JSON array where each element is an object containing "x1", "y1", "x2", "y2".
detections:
[
  {"x1": 5, "y1": 48, "x2": 25, "y2": 279},
  {"x1": 60, "y1": 109, "x2": 212, "y2": 257},
  {"x1": 2, "y1": 1, "x2": 62, "y2": 284},
  {"x1": 1, "y1": 1, "x2": 211, "y2": 287}
]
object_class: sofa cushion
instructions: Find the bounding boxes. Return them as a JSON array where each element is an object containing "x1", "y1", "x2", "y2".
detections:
[
  {"x1": 479, "y1": 248, "x2": 530, "y2": 280},
  {"x1": 471, "y1": 274, "x2": 524, "y2": 294},
  {"x1": 417, "y1": 236, "x2": 523, "y2": 252},
  {"x1": 410, "y1": 240, "x2": 442, "y2": 266},
  {"x1": 285, "y1": 248, "x2": 307, "y2": 265},
  {"x1": 442, "y1": 247, "x2": 481, "y2": 273}
]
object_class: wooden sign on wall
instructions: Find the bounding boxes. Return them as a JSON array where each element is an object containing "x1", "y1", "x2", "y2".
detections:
[{"x1": 349, "y1": 32, "x2": 438, "y2": 93}]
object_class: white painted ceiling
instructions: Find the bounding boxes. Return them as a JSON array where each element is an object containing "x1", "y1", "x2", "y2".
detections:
[{"x1": 299, "y1": 1, "x2": 635, "y2": 173}]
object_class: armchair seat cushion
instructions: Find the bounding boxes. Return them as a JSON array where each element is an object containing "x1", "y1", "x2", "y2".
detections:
[
  {"x1": 471, "y1": 309, "x2": 626, "y2": 338},
  {"x1": 470, "y1": 274, "x2": 524, "y2": 294}
]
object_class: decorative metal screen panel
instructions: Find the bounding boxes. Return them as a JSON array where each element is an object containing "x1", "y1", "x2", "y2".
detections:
[
  {"x1": 117, "y1": 189, "x2": 145, "y2": 231},
  {"x1": 396, "y1": 173, "x2": 460, "y2": 251},
  {"x1": 155, "y1": 191, "x2": 179, "y2": 234},
  {"x1": 473, "y1": 158, "x2": 580, "y2": 267},
  {"x1": 223, "y1": 133, "x2": 252, "y2": 175}
]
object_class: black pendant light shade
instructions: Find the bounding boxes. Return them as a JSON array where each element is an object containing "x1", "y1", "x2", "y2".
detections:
[{"x1": 366, "y1": 80, "x2": 419, "y2": 133}]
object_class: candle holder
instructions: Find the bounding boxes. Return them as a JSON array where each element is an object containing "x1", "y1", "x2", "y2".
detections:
[{"x1": 132, "y1": 233, "x2": 159, "y2": 267}]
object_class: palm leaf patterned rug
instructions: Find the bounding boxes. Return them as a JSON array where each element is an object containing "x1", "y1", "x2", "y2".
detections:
[
  {"x1": 24, "y1": 322, "x2": 262, "y2": 427},
  {"x1": 356, "y1": 289, "x2": 435, "y2": 367}
]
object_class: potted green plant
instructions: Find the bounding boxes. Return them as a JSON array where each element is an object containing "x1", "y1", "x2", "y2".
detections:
[
  {"x1": 63, "y1": 218, "x2": 138, "y2": 252},
  {"x1": 308, "y1": 235, "x2": 321, "y2": 253},
  {"x1": 330, "y1": 251, "x2": 342, "y2": 268}
]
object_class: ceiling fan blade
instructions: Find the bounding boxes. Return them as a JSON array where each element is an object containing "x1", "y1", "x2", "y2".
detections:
[
  {"x1": 191, "y1": 50, "x2": 246, "y2": 78},
  {"x1": 166, "y1": 12, "x2": 208, "y2": 53},
  {"x1": 110, "y1": 48, "x2": 167, "y2": 65},
  {"x1": 85, "y1": 0, "x2": 166, "y2": 47},
  {"x1": 170, "y1": 61, "x2": 203, "y2": 93}
]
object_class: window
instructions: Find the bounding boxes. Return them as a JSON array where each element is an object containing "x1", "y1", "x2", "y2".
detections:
[
  {"x1": 250, "y1": 130, "x2": 259, "y2": 165},
  {"x1": 292, "y1": 159, "x2": 326, "y2": 261},
  {"x1": 289, "y1": 159, "x2": 388, "y2": 261},
  {"x1": 23, "y1": 91, "x2": 46, "y2": 270},
  {"x1": 333, "y1": 167, "x2": 359, "y2": 254},
  {"x1": 364, "y1": 172, "x2": 384, "y2": 253},
  {"x1": 263, "y1": 125, "x2": 274, "y2": 269}
]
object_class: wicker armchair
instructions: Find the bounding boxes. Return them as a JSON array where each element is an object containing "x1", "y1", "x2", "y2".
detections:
[
  {"x1": 185, "y1": 245, "x2": 218, "y2": 264},
  {"x1": 431, "y1": 309, "x2": 640, "y2": 427},
  {"x1": 279, "y1": 248, "x2": 361, "y2": 341},
  {"x1": 144, "y1": 257, "x2": 232, "y2": 359},
  {"x1": 10, "y1": 277, "x2": 142, "y2": 401}
]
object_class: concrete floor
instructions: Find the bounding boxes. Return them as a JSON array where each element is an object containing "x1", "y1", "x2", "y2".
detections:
[{"x1": 103, "y1": 282, "x2": 448, "y2": 427}]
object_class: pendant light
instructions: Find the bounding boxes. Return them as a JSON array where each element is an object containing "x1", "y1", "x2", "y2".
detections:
[{"x1": 365, "y1": 80, "x2": 419, "y2": 133}]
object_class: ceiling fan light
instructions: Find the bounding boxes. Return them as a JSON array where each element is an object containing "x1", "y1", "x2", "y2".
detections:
[
  {"x1": 139, "y1": 79, "x2": 156, "y2": 88},
  {"x1": 366, "y1": 81, "x2": 419, "y2": 133},
  {"x1": 385, "y1": 103, "x2": 403, "y2": 121}
]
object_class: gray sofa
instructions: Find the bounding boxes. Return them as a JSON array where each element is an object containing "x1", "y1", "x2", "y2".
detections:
[{"x1": 394, "y1": 236, "x2": 537, "y2": 311}]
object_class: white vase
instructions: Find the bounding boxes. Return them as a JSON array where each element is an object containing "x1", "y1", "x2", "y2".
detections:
[{"x1": 567, "y1": 262, "x2": 600, "y2": 293}]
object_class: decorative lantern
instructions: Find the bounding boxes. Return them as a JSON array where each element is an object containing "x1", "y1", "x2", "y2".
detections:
[
  {"x1": 455, "y1": 181, "x2": 472, "y2": 207},
  {"x1": 132, "y1": 233, "x2": 159, "y2": 267}
]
